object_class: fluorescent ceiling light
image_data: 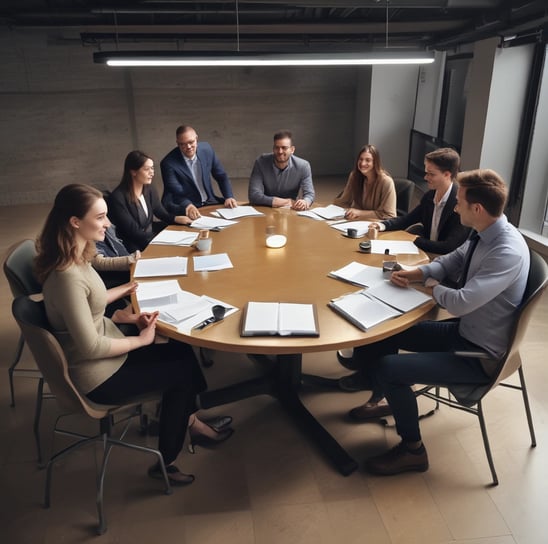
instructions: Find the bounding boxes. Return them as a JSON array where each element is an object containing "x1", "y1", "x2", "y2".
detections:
[{"x1": 93, "y1": 51, "x2": 435, "y2": 67}]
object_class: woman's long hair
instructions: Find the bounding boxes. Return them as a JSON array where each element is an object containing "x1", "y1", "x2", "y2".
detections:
[
  {"x1": 35, "y1": 184, "x2": 103, "y2": 283},
  {"x1": 118, "y1": 150, "x2": 152, "y2": 203},
  {"x1": 347, "y1": 144, "x2": 386, "y2": 202}
]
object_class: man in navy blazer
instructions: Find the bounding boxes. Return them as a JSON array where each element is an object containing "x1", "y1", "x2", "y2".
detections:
[{"x1": 161, "y1": 125, "x2": 237, "y2": 219}]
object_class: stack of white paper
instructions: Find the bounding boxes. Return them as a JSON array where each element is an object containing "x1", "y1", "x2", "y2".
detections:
[
  {"x1": 366, "y1": 281, "x2": 432, "y2": 312},
  {"x1": 329, "y1": 291, "x2": 402, "y2": 331},
  {"x1": 149, "y1": 230, "x2": 199, "y2": 246},
  {"x1": 330, "y1": 221, "x2": 371, "y2": 236},
  {"x1": 193, "y1": 253, "x2": 233, "y2": 271},
  {"x1": 190, "y1": 216, "x2": 238, "y2": 230},
  {"x1": 329, "y1": 262, "x2": 384, "y2": 288},
  {"x1": 215, "y1": 206, "x2": 263, "y2": 219},
  {"x1": 133, "y1": 256, "x2": 188, "y2": 277},
  {"x1": 300, "y1": 204, "x2": 345, "y2": 220},
  {"x1": 136, "y1": 279, "x2": 238, "y2": 334}
]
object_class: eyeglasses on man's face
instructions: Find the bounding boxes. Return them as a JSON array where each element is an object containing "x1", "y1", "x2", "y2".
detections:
[{"x1": 177, "y1": 139, "x2": 197, "y2": 148}]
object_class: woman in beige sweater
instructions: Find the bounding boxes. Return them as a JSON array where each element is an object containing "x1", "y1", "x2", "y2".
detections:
[
  {"x1": 334, "y1": 144, "x2": 397, "y2": 220},
  {"x1": 35, "y1": 184, "x2": 229, "y2": 486}
]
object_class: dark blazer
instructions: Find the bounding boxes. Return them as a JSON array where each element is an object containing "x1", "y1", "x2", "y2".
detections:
[
  {"x1": 382, "y1": 184, "x2": 471, "y2": 254},
  {"x1": 107, "y1": 184, "x2": 175, "y2": 252},
  {"x1": 160, "y1": 142, "x2": 234, "y2": 214}
]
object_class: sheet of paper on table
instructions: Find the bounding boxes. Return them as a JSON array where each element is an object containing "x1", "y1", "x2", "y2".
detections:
[
  {"x1": 365, "y1": 280, "x2": 432, "y2": 312},
  {"x1": 298, "y1": 204, "x2": 345, "y2": 220},
  {"x1": 370, "y1": 239, "x2": 419, "y2": 255},
  {"x1": 329, "y1": 290, "x2": 402, "y2": 331},
  {"x1": 193, "y1": 253, "x2": 234, "y2": 271},
  {"x1": 133, "y1": 256, "x2": 188, "y2": 277},
  {"x1": 215, "y1": 206, "x2": 264, "y2": 219},
  {"x1": 190, "y1": 216, "x2": 238, "y2": 230},
  {"x1": 328, "y1": 261, "x2": 385, "y2": 288},
  {"x1": 149, "y1": 230, "x2": 199, "y2": 246},
  {"x1": 330, "y1": 221, "x2": 372, "y2": 236}
]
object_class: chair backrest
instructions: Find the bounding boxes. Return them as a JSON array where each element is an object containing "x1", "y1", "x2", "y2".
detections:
[
  {"x1": 393, "y1": 177, "x2": 415, "y2": 216},
  {"x1": 3, "y1": 239, "x2": 42, "y2": 298},
  {"x1": 11, "y1": 295, "x2": 111, "y2": 420},
  {"x1": 451, "y1": 249, "x2": 548, "y2": 405}
]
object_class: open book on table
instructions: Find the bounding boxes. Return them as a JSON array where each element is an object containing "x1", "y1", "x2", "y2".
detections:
[
  {"x1": 329, "y1": 282, "x2": 432, "y2": 331},
  {"x1": 241, "y1": 302, "x2": 319, "y2": 337}
]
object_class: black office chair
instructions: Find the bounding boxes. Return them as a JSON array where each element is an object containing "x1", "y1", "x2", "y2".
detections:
[
  {"x1": 415, "y1": 249, "x2": 548, "y2": 485},
  {"x1": 12, "y1": 295, "x2": 171, "y2": 535},
  {"x1": 393, "y1": 177, "x2": 415, "y2": 216},
  {"x1": 3, "y1": 239, "x2": 43, "y2": 407}
]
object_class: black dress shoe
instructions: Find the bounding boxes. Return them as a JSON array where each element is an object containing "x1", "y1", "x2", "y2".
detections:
[
  {"x1": 348, "y1": 402, "x2": 392, "y2": 421},
  {"x1": 338, "y1": 372, "x2": 371, "y2": 392},
  {"x1": 364, "y1": 442, "x2": 429, "y2": 475},
  {"x1": 148, "y1": 463, "x2": 195, "y2": 486},
  {"x1": 188, "y1": 426, "x2": 234, "y2": 454},
  {"x1": 200, "y1": 415, "x2": 233, "y2": 432}
]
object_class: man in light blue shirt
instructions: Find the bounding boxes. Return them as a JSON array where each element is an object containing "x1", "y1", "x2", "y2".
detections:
[
  {"x1": 248, "y1": 130, "x2": 315, "y2": 209},
  {"x1": 347, "y1": 169, "x2": 530, "y2": 476}
]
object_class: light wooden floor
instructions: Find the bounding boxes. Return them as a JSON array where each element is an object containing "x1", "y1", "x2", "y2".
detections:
[{"x1": 1, "y1": 177, "x2": 547, "y2": 543}]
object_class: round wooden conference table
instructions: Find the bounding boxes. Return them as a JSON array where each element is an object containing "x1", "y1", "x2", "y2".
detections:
[{"x1": 134, "y1": 205, "x2": 436, "y2": 475}]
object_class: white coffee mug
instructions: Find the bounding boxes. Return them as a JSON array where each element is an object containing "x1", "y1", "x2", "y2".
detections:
[{"x1": 196, "y1": 238, "x2": 212, "y2": 251}]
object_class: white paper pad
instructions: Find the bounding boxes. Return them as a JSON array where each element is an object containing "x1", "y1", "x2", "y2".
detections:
[
  {"x1": 370, "y1": 239, "x2": 419, "y2": 255},
  {"x1": 193, "y1": 253, "x2": 234, "y2": 271},
  {"x1": 330, "y1": 220, "x2": 372, "y2": 236},
  {"x1": 329, "y1": 262, "x2": 385, "y2": 288},
  {"x1": 190, "y1": 216, "x2": 238, "y2": 230},
  {"x1": 215, "y1": 206, "x2": 264, "y2": 219},
  {"x1": 133, "y1": 256, "x2": 188, "y2": 277},
  {"x1": 305, "y1": 204, "x2": 346, "y2": 220},
  {"x1": 149, "y1": 230, "x2": 199, "y2": 246}
]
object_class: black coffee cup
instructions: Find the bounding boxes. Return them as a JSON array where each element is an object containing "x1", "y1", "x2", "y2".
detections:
[{"x1": 347, "y1": 228, "x2": 358, "y2": 238}]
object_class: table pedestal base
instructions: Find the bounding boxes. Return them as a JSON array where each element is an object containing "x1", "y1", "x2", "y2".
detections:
[{"x1": 198, "y1": 354, "x2": 358, "y2": 476}]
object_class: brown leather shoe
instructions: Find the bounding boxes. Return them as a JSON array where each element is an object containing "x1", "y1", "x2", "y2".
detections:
[
  {"x1": 365, "y1": 442, "x2": 429, "y2": 475},
  {"x1": 348, "y1": 401, "x2": 392, "y2": 421}
]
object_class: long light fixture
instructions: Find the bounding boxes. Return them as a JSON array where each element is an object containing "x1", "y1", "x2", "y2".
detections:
[{"x1": 93, "y1": 50, "x2": 436, "y2": 67}]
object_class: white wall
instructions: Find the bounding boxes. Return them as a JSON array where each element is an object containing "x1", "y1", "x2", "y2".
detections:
[
  {"x1": 481, "y1": 44, "x2": 535, "y2": 183},
  {"x1": 369, "y1": 65, "x2": 421, "y2": 177}
]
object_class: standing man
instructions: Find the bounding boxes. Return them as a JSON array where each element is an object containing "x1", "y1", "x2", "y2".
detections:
[
  {"x1": 161, "y1": 125, "x2": 238, "y2": 220},
  {"x1": 372, "y1": 147, "x2": 471, "y2": 255},
  {"x1": 346, "y1": 169, "x2": 529, "y2": 475},
  {"x1": 248, "y1": 130, "x2": 315, "y2": 210}
]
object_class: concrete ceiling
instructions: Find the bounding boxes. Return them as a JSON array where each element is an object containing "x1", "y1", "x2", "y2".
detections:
[{"x1": 1, "y1": 1, "x2": 546, "y2": 52}]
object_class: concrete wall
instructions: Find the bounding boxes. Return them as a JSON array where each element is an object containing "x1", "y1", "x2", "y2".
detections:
[{"x1": 0, "y1": 29, "x2": 363, "y2": 205}]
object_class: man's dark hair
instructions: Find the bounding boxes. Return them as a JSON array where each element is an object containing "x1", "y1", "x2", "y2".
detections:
[
  {"x1": 273, "y1": 130, "x2": 293, "y2": 145},
  {"x1": 425, "y1": 147, "x2": 460, "y2": 179}
]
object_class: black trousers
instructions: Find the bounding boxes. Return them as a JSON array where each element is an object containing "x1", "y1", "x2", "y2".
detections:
[{"x1": 87, "y1": 340, "x2": 206, "y2": 465}]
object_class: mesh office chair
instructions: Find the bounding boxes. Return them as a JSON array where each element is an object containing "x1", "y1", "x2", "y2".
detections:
[
  {"x1": 415, "y1": 249, "x2": 548, "y2": 485},
  {"x1": 12, "y1": 295, "x2": 172, "y2": 535},
  {"x1": 393, "y1": 177, "x2": 415, "y2": 216},
  {"x1": 3, "y1": 239, "x2": 43, "y2": 407}
]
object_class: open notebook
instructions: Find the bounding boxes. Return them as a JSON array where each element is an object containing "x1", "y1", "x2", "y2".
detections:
[{"x1": 241, "y1": 302, "x2": 319, "y2": 337}]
